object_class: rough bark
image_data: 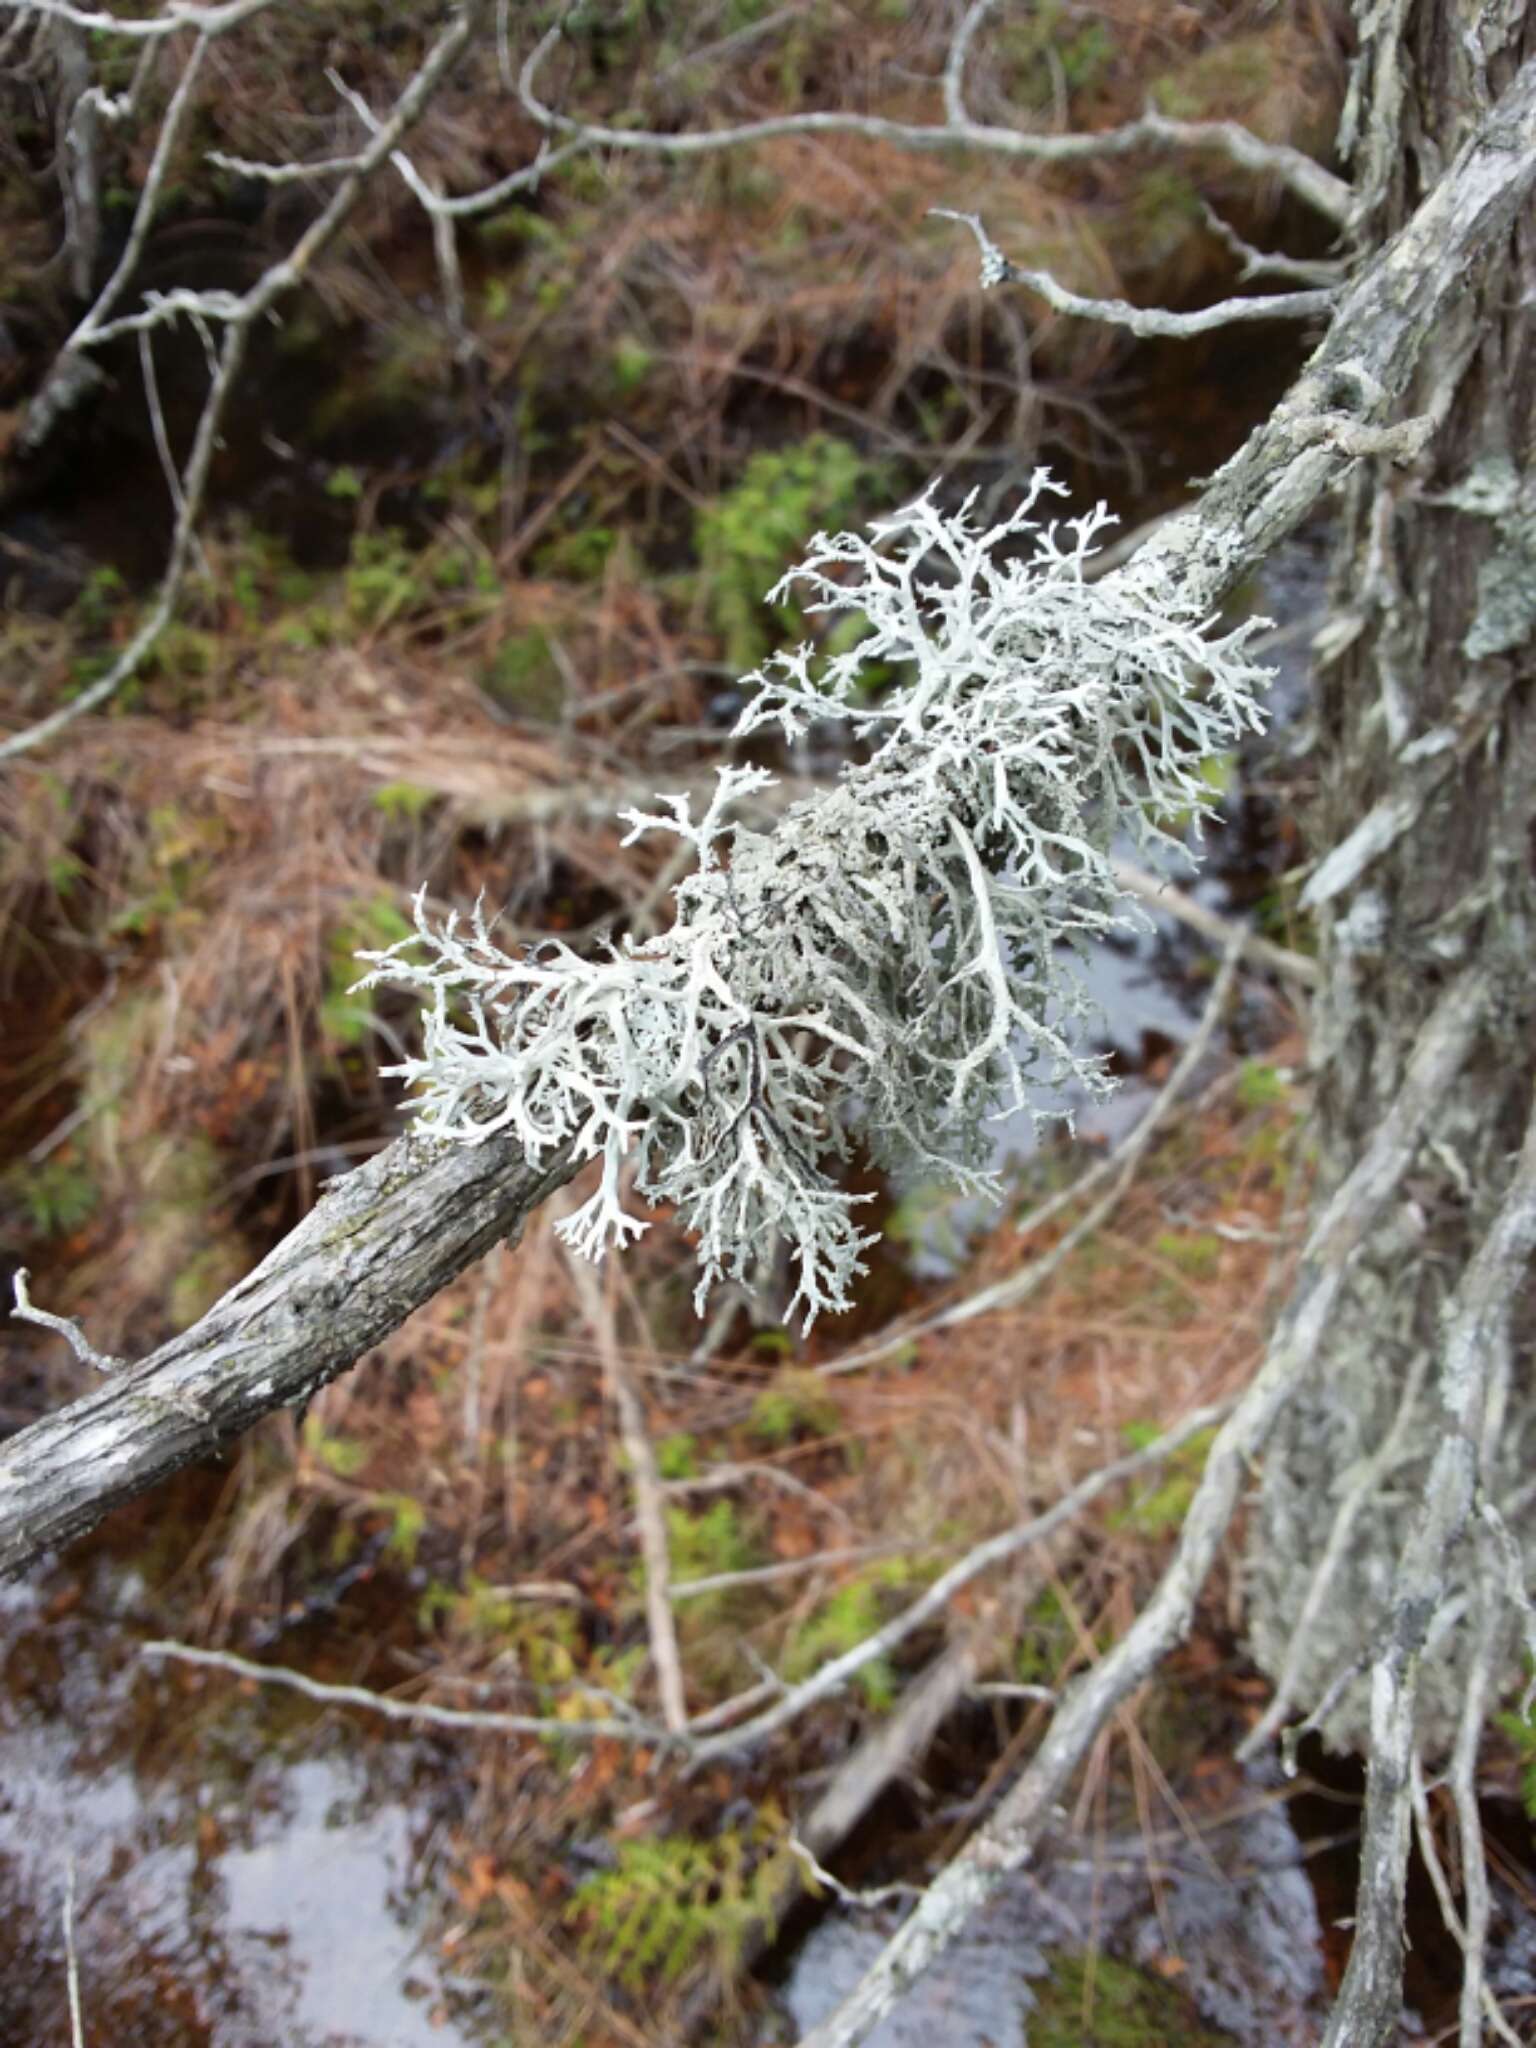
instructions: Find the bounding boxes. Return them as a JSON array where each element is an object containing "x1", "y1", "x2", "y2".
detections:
[
  {"x1": 0, "y1": 1130, "x2": 575, "y2": 1578},
  {"x1": 1246, "y1": 0, "x2": 1536, "y2": 1746}
]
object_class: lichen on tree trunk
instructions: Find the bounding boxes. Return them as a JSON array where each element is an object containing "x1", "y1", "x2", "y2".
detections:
[{"x1": 1245, "y1": 0, "x2": 1536, "y2": 1747}]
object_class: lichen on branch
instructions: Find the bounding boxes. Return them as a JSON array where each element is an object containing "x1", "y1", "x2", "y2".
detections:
[{"x1": 359, "y1": 471, "x2": 1272, "y2": 1327}]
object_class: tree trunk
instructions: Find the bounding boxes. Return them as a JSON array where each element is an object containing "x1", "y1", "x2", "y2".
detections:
[{"x1": 1245, "y1": 0, "x2": 1536, "y2": 1745}]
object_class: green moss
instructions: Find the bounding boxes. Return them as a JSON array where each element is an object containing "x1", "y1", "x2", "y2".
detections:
[
  {"x1": 747, "y1": 1370, "x2": 840, "y2": 1447},
  {"x1": 1110, "y1": 1425, "x2": 1217, "y2": 1536},
  {"x1": 1029, "y1": 1950, "x2": 1233, "y2": 2046},
  {"x1": 482, "y1": 628, "x2": 565, "y2": 720}
]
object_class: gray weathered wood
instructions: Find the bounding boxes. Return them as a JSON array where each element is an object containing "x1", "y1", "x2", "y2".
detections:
[{"x1": 0, "y1": 1131, "x2": 575, "y2": 1578}]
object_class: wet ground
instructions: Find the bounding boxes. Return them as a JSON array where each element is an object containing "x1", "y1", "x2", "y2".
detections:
[{"x1": 0, "y1": 1527, "x2": 483, "y2": 2048}]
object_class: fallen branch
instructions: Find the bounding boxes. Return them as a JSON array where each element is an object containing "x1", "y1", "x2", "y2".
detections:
[
  {"x1": 561, "y1": 1225, "x2": 689, "y2": 1734},
  {"x1": 140, "y1": 1638, "x2": 666, "y2": 1743}
]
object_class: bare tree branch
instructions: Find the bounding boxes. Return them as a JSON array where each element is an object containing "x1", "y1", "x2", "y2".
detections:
[
  {"x1": 515, "y1": 21, "x2": 1353, "y2": 225},
  {"x1": 561, "y1": 1227, "x2": 689, "y2": 1735},
  {"x1": 0, "y1": 1130, "x2": 577, "y2": 1578},
  {"x1": 62, "y1": 1855, "x2": 85, "y2": 2048},
  {"x1": 933, "y1": 207, "x2": 1338, "y2": 338},
  {"x1": 140, "y1": 1638, "x2": 666, "y2": 1742}
]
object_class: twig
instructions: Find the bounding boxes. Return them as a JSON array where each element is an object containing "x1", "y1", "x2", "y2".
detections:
[
  {"x1": 932, "y1": 207, "x2": 1336, "y2": 337},
  {"x1": 561, "y1": 1227, "x2": 689, "y2": 1734},
  {"x1": 3, "y1": 0, "x2": 278, "y2": 36},
  {"x1": 1109, "y1": 857, "x2": 1320, "y2": 987},
  {"x1": 942, "y1": 0, "x2": 998, "y2": 128},
  {"x1": 140, "y1": 1639, "x2": 668, "y2": 1743},
  {"x1": 516, "y1": 24, "x2": 1352, "y2": 224},
  {"x1": 1200, "y1": 202, "x2": 1348, "y2": 286},
  {"x1": 797, "y1": 965, "x2": 1490, "y2": 2048},
  {"x1": 62, "y1": 1854, "x2": 85, "y2": 2048},
  {"x1": 789, "y1": 1837, "x2": 922, "y2": 1910},
  {"x1": 10, "y1": 1268, "x2": 126, "y2": 1374},
  {"x1": 1447, "y1": 1586, "x2": 1524, "y2": 2048}
]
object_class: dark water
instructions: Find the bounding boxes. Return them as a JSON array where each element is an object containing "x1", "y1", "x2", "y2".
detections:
[{"x1": 0, "y1": 1548, "x2": 483, "y2": 2048}]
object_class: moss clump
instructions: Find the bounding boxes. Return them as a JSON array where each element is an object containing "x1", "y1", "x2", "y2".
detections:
[
  {"x1": 1029, "y1": 1950, "x2": 1232, "y2": 2047},
  {"x1": 482, "y1": 627, "x2": 565, "y2": 720}
]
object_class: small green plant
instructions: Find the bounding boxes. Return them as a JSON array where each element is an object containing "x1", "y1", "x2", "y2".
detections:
[
  {"x1": 1111, "y1": 1423, "x2": 1218, "y2": 1535},
  {"x1": 482, "y1": 627, "x2": 565, "y2": 719},
  {"x1": 665, "y1": 1499, "x2": 756, "y2": 1584},
  {"x1": 566, "y1": 1815, "x2": 794, "y2": 1992},
  {"x1": 344, "y1": 531, "x2": 428, "y2": 632},
  {"x1": 4, "y1": 1155, "x2": 99, "y2": 1238},
  {"x1": 533, "y1": 524, "x2": 618, "y2": 584},
  {"x1": 656, "y1": 1433, "x2": 699, "y2": 1479},
  {"x1": 374, "y1": 1491, "x2": 428, "y2": 1566},
  {"x1": 324, "y1": 895, "x2": 413, "y2": 1049},
  {"x1": 302, "y1": 1415, "x2": 368, "y2": 1478},
  {"x1": 785, "y1": 1565, "x2": 914, "y2": 1709},
  {"x1": 1014, "y1": 1585, "x2": 1082, "y2": 1687},
  {"x1": 1496, "y1": 1688, "x2": 1536, "y2": 1821},
  {"x1": 371, "y1": 780, "x2": 437, "y2": 823},
  {"x1": 1150, "y1": 1230, "x2": 1222, "y2": 1280},
  {"x1": 747, "y1": 1370, "x2": 840, "y2": 1447},
  {"x1": 694, "y1": 434, "x2": 887, "y2": 670},
  {"x1": 1235, "y1": 1059, "x2": 1291, "y2": 1111}
]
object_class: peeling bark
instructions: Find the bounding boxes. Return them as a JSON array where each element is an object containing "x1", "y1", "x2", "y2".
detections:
[{"x1": 1246, "y1": 1, "x2": 1536, "y2": 1746}]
